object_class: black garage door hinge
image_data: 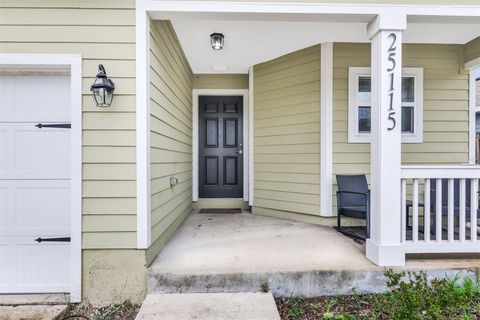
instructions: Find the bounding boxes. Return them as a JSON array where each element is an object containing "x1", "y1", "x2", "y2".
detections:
[
  {"x1": 35, "y1": 237, "x2": 71, "y2": 243},
  {"x1": 35, "y1": 123, "x2": 71, "y2": 129}
]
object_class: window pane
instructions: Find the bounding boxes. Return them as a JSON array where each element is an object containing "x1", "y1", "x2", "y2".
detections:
[
  {"x1": 358, "y1": 106, "x2": 371, "y2": 133},
  {"x1": 401, "y1": 106, "x2": 414, "y2": 133},
  {"x1": 358, "y1": 77, "x2": 371, "y2": 101},
  {"x1": 402, "y1": 77, "x2": 414, "y2": 102}
]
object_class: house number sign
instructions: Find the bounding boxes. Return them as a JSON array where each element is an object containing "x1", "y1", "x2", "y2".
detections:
[{"x1": 386, "y1": 32, "x2": 397, "y2": 131}]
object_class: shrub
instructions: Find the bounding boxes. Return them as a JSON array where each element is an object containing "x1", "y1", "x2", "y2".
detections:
[{"x1": 376, "y1": 269, "x2": 480, "y2": 320}]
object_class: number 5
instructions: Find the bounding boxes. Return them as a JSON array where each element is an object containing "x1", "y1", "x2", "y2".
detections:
[{"x1": 387, "y1": 112, "x2": 396, "y2": 131}]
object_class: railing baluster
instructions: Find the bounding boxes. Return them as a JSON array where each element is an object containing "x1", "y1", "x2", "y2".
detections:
[
  {"x1": 448, "y1": 178, "x2": 454, "y2": 242},
  {"x1": 401, "y1": 178, "x2": 407, "y2": 242},
  {"x1": 471, "y1": 179, "x2": 478, "y2": 242},
  {"x1": 413, "y1": 178, "x2": 419, "y2": 242},
  {"x1": 424, "y1": 178, "x2": 430, "y2": 242},
  {"x1": 436, "y1": 179, "x2": 442, "y2": 242},
  {"x1": 459, "y1": 179, "x2": 466, "y2": 242}
]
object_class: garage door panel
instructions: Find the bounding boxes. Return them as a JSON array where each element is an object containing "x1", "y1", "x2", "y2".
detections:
[
  {"x1": 0, "y1": 123, "x2": 70, "y2": 179},
  {"x1": 0, "y1": 239, "x2": 70, "y2": 293},
  {"x1": 17, "y1": 243, "x2": 70, "y2": 288},
  {"x1": 15, "y1": 127, "x2": 70, "y2": 175},
  {"x1": 0, "y1": 75, "x2": 70, "y2": 123},
  {"x1": 0, "y1": 180, "x2": 69, "y2": 237},
  {"x1": 15, "y1": 184, "x2": 70, "y2": 235}
]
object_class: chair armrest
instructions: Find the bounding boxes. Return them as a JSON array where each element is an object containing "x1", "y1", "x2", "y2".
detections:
[{"x1": 336, "y1": 190, "x2": 369, "y2": 197}]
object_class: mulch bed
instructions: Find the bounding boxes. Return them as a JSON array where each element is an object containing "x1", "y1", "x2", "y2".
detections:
[
  {"x1": 60, "y1": 302, "x2": 140, "y2": 320},
  {"x1": 276, "y1": 295, "x2": 381, "y2": 320},
  {"x1": 275, "y1": 293, "x2": 480, "y2": 320}
]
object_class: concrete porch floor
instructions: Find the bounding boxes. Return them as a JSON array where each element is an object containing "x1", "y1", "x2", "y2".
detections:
[{"x1": 148, "y1": 211, "x2": 480, "y2": 297}]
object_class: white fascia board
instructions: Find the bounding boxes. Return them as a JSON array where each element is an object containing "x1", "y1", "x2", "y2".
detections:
[{"x1": 145, "y1": 1, "x2": 480, "y2": 18}]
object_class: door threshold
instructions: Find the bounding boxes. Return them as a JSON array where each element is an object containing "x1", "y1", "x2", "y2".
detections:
[{"x1": 193, "y1": 198, "x2": 249, "y2": 210}]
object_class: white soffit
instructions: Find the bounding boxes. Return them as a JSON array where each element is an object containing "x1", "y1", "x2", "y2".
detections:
[{"x1": 171, "y1": 18, "x2": 480, "y2": 74}]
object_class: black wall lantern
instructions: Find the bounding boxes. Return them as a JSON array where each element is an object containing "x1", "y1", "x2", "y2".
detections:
[
  {"x1": 90, "y1": 64, "x2": 115, "y2": 108},
  {"x1": 210, "y1": 33, "x2": 224, "y2": 50}
]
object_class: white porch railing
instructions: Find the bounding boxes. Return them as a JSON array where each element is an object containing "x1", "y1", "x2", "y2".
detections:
[{"x1": 400, "y1": 166, "x2": 480, "y2": 254}]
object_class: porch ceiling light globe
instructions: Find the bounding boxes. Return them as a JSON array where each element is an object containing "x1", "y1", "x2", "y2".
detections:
[
  {"x1": 210, "y1": 33, "x2": 224, "y2": 50},
  {"x1": 90, "y1": 64, "x2": 115, "y2": 108}
]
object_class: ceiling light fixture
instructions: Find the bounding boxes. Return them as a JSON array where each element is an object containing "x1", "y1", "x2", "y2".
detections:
[{"x1": 210, "y1": 33, "x2": 224, "y2": 50}]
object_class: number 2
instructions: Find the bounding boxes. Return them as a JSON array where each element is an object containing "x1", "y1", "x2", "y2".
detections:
[{"x1": 388, "y1": 33, "x2": 397, "y2": 52}]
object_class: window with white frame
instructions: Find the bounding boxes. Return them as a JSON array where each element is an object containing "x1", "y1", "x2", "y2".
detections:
[{"x1": 348, "y1": 67, "x2": 423, "y2": 143}]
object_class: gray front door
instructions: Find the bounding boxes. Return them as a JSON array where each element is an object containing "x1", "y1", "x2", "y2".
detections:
[{"x1": 198, "y1": 96, "x2": 243, "y2": 198}]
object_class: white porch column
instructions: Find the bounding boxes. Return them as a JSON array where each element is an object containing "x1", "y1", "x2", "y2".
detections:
[{"x1": 365, "y1": 14, "x2": 407, "y2": 266}]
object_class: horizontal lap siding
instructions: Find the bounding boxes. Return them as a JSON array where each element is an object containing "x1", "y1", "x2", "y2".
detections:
[
  {"x1": 253, "y1": 45, "x2": 321, "y2": 217},
  {"x1": 147, "y1": 21, "x2": 193, "y2": 264},
  {"x1": 193, "y1": 74, "x2": 249, "y2": 89},
  {"x1": 333, "y1": 43, "x2": 469, "y2": 207},
  {"x1": 0, "y1": 0, "x2": 137, "y2": 249}
]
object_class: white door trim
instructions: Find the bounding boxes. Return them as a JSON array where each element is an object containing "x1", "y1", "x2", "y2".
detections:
[
  {"x1": 0, "y1": 53, "x2": 82, "y2": 302},
  {"x1": 192, "y1": 89, "x2": 250, "y2": 202}
]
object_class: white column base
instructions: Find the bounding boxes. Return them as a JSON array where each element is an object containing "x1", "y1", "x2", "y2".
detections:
[{"x1": 366, "y1": 239, "x2": 405, "y2": 266}]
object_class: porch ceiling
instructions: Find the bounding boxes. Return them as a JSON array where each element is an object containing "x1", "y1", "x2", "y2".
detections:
[{"x1": 168, "y1": 17, "x2": 479, "y2": 74}]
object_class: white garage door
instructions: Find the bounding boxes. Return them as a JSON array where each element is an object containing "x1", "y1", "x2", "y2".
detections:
[{"x1": 0, "y1": 74, "x2": 71, "y2": 293}]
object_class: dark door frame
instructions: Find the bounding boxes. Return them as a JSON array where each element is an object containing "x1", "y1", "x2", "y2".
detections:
[{"x1": 192, "y1": 89, "x2": 250, "y2": 202}]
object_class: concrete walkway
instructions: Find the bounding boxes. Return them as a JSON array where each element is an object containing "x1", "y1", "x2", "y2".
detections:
[
  {"x1": 0, "y1": 305, "x2": 67, "y2": 320},
  {"x1": 135, "y1": 292, "x2": 280, "y2": 320}
]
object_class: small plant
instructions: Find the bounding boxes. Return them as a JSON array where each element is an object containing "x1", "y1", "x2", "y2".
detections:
[
  {"x1": 260, "y1": 282, "x2": 270, "y2": 293},
  {"x1": 322, "y1": 298, "x2": 337, "y2": 319},
  {"x1": 285, "y1": 296, "x2": 306, "y2": 319}
]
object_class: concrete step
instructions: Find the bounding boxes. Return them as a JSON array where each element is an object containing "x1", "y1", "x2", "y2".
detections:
[
  {"x1": 147, "y1": 267, "x2": 476, "y2": 298},
  {"x1": 135, "y1": 292, "x2": 280, "y2": 320}
]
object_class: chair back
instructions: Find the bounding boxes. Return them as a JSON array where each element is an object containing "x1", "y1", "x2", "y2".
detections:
[{"x1": 336, "y1": 175, "x2": 369, "y2": 207}]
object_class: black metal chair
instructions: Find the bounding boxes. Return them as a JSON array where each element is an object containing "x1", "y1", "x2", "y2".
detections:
[{"x1": 336, "y1": 175, "x2": 370, "y2": 240}]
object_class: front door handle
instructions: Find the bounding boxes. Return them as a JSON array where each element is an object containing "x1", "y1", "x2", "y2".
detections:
[{"x1": 236, "y1": 150, "x2": 243, "y2": 154}]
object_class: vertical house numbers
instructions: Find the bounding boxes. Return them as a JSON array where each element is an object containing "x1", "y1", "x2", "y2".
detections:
[{"x1": 387, "y1": 33, "x2": 397, "y2": 131}]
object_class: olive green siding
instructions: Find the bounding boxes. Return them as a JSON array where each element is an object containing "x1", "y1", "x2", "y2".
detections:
[
  {"x1": 252, "y1": 45, "x2": 321, "y2": 218},
  {"x1": 193, "y1": 74, "x2": 249, "y2": 89},
  {"x1": 147, "y1": 20, "x2": 194, "y2": 265},
  {"x1": 0, "y1": 0, "x2": 137, "y2": 249},
  {"x1": 251, "y1": 43, "x2": 469, "y2": 222},
  {"x1": 464, "y1": 37, "x2": 480, "y2": 64},
  {"x1": 332, "y1": 43, "x2": 469, "y2": 206}
]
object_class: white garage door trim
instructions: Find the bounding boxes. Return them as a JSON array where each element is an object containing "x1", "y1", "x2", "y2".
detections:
[{"x1": 0, "y1": 54, "x2": 82, "y2": 302}]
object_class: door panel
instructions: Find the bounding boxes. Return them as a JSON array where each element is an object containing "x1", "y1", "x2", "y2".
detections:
[
  {"x1": 199, "y1": 96, "x2": 243, "y2": 198},
  {"x1": 0, "y1": 74, "x2": 71, "y2": 294}
]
